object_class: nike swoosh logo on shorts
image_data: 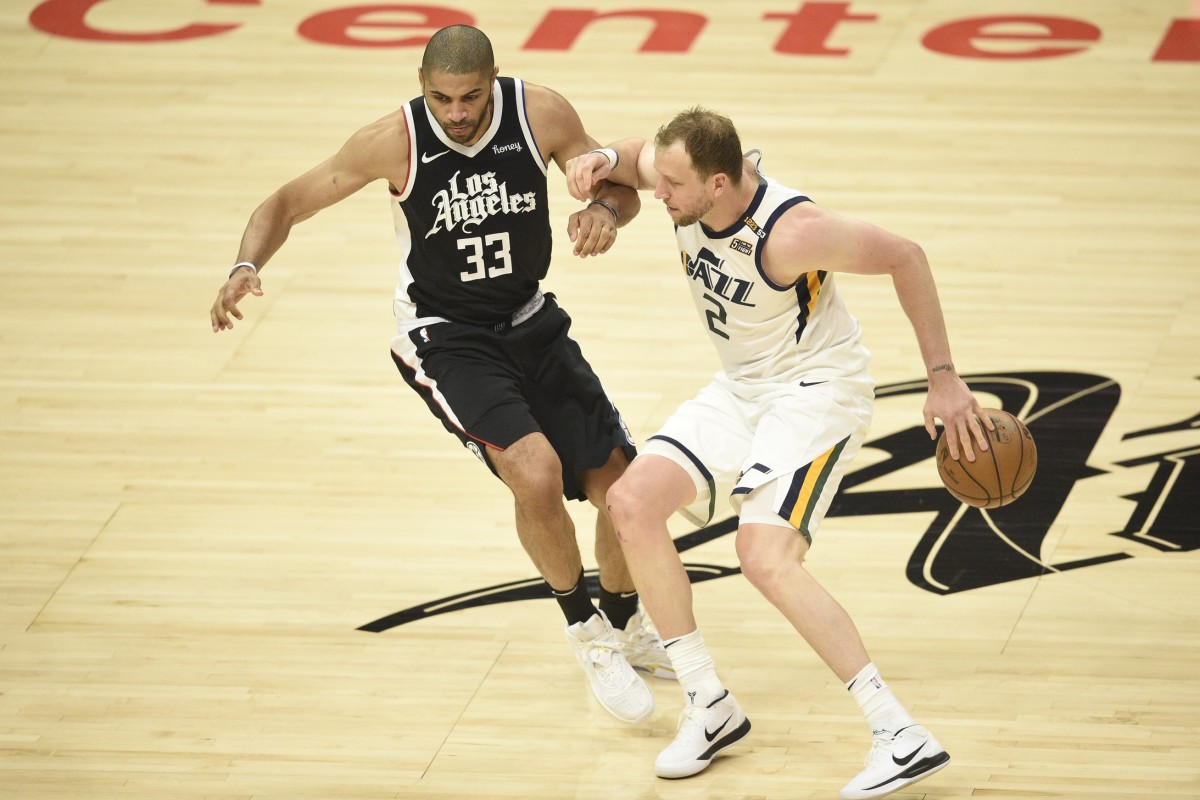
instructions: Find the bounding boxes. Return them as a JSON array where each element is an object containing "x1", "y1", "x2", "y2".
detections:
[
  {"x1": 704, "y1": 716, "x2": 732, "y2": 742},
  {"x1": 798, "y1": 380, "x2": 828, "y2": 387},
  {"x1": 421, "y1": 150, "x2": 450, "y2": 163},
  {"x1": 892, "y1": 742, "x2": 926, "y2": 766}
]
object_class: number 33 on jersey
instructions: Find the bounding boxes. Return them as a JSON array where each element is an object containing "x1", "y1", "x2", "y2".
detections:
[{"x1": 390, "y1": 77, "x2": 550, "y2": 327}]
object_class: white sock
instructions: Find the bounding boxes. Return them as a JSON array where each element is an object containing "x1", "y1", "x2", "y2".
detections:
[
  {"x1": 846, "y1": 662, "x2": 915, "y2": 737},
  {"x1": 663, "y1": 630, "x2": 724, "y2": 705}
]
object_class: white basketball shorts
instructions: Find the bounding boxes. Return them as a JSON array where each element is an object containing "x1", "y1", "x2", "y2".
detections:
[{"x1": 641, "y1": 369, "x2": 874, "y2": 543}]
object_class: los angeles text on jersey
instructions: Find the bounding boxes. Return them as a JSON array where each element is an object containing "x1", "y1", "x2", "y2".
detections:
[
  {"x1": 427, "y1": 169, "x2": 537, "y2": 238},
  {"x1": 684, "y1": 247, "x2": 755, "y2": 306}
]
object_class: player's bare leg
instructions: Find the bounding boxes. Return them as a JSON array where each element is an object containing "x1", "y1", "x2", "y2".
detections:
[
  {"x1": 605, "y1": 454, "x2": 699, "y2": 640},
  {"x1": 608, "y1": 455, "x2": 749, "y2": 776},
  {"x1": 581, "y1": 448, "x2": 674, "y2": 679},
  {"x1": 734, "y1": 522, "x2": 869, "y2": 682},
  {"x1": 579, "y1": 447, "x2": 634, "y2": 592},
  {"x1": 735, "y1": 522, "x2": 949, "y2": 798},
  {"x1": 493, "y1": 433, "x2": 653, "y2": 722},
  {"x1": 490, "y1": 432, "x2": 582, "y2": 588}
]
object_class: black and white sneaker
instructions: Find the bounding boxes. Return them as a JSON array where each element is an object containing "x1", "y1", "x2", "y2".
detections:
[
  {"x1": 839, "y1": 724, "x2": 950, "y2": 799},
  {"x1": 655, "y1": 689, "x2": 751, "y2": 778}
]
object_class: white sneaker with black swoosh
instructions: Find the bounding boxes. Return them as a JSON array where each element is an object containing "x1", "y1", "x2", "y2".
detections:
[
  {"x1": 839, "y1": 724, "x2": 950, "y2": 799},
  {"x1": 655, "y1": 689, "x2": 751, "y2": 778}
]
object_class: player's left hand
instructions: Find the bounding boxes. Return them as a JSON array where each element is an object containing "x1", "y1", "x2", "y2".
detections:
[
  {"x1": 567, "y1": 204, "x2": 617, "y2": 258},
  {"x1": 924, "y1": 372, "x2": 992, "y2": 461}
]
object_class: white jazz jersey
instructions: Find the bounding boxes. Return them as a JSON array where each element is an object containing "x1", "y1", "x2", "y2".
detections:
[{"x1": 674, "y1": 158, "x2": 870, "y2": 388}]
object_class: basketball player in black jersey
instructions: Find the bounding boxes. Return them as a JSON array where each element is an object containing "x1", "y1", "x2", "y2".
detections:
[{"x1": 209, "y1": 25, "x2": 670, "y2": 724}]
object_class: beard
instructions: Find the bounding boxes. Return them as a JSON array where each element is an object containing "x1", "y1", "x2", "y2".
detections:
[
  {"x1": 438, "y1": 95, "x2": 492, "y2": 145},
  {"x1": 671, "y1": 196, "x2": 714, "y2": 227}
]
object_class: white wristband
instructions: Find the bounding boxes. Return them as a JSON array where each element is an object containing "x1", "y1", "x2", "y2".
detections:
[
  {"x1": 590, "y1": 147, "x2": 619, "y2": 171},
  {"x1": 229, "y1": 261, "x2": 257, "y2": 279}
]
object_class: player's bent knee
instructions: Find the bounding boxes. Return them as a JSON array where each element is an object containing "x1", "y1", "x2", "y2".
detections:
[
  {"x1": 511, "y1": 465, "x2": 565, "y2": 503},
  {"x1": 605, "y1": 475, "x2": 668, "y2": 531},
  {"x1": 579, "y1": 448, "x2": 631, "y2": 507},
  {"x1": 736, "y1": 546, "x2": 779, "y2": 590},
  {"x1": 494, "y1": 446, "x2": 565, "y2": 503},
  {"x1": 736, "y1": 525, "x2": 807, "y2": 589},
  {"x1": 604, "y1": 476, "x2": 637, "y2": 525}
]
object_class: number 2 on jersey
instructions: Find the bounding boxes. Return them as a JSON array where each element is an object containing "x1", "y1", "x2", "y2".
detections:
[
  {"x1": 458, "y1": 233, "x2": 514, "y2": 282},
  {"x1": 702, "y1": 293, "x2": 731, "y2": 340}
]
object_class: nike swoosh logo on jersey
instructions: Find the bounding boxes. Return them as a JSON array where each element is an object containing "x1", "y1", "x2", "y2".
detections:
[
  {"x1": 798, "y1": 380, "x2": 828, "y2": 387},
  {"x1": 421, "y1": 150, "x2": 450, "y2": 163},
  {"x1": 704, "y1": 715, "x2": 732, "y2": 742},
  {"x1": 892, "y1": 742, "x2": 926, "y2": 766}
]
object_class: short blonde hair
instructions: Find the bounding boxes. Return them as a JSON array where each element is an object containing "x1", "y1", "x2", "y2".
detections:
[{"x1": 654, "y1": 107, "x2": 743, "y2": 186}]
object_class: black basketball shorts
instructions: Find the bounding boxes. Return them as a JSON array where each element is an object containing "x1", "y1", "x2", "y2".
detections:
[{"x1": 390, "y1": 294, "x2": 635, "y2": 501}]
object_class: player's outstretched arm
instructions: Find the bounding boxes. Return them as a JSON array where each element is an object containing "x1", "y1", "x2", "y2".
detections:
[{"x1": 210, "y1": 114, "x2": 405, "y2": 332}]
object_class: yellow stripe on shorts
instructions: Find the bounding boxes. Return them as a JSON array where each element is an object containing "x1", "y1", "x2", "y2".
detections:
[{"x1": 785, "y1": 435, "x2": 850, "y2": 538}]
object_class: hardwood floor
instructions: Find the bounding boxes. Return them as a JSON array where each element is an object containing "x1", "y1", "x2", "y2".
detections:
[{"x1": 2, "y1": 2, "x2": 1197, "y2": 797}]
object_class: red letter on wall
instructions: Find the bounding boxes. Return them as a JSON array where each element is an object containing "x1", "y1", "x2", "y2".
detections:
[
  {"x1": 1153, "y1": 19, "x2": 1200, "y2": 62},
  {"x1": 923, "y1": 16, "x2": 1100, "y2": 59},
  {"x1": 298, "y1": 5, "x2": 472, "y2": 48},
  {"x1": 524, "y1": 9, "x2": 705, "y2": 52},
  {"x1": 30, "y1": 0, "x2": 255, "y2": 42},
  {"x1": 767, "y1": 2, "x2": 878, "y2": 56}
]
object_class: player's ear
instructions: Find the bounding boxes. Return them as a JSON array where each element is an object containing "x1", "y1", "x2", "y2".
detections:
[{"x1": 418, "y1": 67, "x2": 425, "y2": 91}]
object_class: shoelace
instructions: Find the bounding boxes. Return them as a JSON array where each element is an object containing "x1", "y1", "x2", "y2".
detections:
[
  {"x1": 863, "y1": 734, "x2": 895, "y2": 766},
  {"x1": 583, "y1": 638, "x2": 632, "y2": 682},
  {"x1": 619, "y1": 616, "x2": 665, "y2": 650},
  {"x1": 622, "y1": 627, "x2": 663, "y2": 650},
  {"x1": 672, "y1": 704, "x2": 708, "y2": 740}
]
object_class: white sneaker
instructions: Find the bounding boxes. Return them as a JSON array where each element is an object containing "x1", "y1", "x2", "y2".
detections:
[
  {"x1": 655, "y1": 689, "x2": 751, "y2": 779},
  {"x1": 839, "y1": 724, "x2": 950, "y2": 799},
  {"x1": 565, "y1": 612, "x2": 654, "y2": 723},
  {"x1": 613, "y1": 608, "x2": 677, "y2": 680}
]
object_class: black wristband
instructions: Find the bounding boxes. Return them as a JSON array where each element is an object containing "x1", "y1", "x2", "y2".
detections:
[{"x1": 587, "y1": 198, "x2": 619, "y2": 223}]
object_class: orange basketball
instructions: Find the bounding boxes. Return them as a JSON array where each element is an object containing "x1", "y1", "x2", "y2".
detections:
[{"x1": 936, "y1": 408, "x2": 1037, "y2": 509}]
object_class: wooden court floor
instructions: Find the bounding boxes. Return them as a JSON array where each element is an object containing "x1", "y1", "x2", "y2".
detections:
[{"x1": 2, "y1": 2, "x2": 1198, "y2": 798}]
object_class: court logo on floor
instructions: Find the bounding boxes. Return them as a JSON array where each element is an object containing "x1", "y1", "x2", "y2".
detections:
[{"x1": 360, "y1": 371, "x2": 1197, "y2": 631}]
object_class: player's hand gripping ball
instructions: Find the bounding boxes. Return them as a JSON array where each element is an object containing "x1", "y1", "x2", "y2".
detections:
[{"x1": 937, "y1": 408, "x2": 1037, "y2": 509}]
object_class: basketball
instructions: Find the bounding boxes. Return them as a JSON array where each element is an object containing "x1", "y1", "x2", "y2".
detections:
[{"x1": 936, "y1": 408, "x2": 1037, "y2": 509}]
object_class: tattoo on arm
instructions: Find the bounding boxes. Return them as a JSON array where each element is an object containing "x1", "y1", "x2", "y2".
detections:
[{"x1": 930, "y1": 363, "x2": 955, "y2": 374}]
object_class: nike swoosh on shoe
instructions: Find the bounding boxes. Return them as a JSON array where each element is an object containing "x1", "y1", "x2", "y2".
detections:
[
  {"x1": 704, "y1": 716, "x2": 732, "y2": 742},
  {"x1": 892, "y1": 742, "x2": 926, "y2": 766}
]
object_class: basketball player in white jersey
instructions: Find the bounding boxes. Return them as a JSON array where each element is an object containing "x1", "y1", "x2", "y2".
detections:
[{"x1": 566, "y1": 108, "x2": 992, "y2": 798}]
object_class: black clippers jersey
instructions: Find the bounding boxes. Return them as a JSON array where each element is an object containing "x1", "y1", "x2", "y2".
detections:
[{"x1": 390, "y1": 77, "x2": 552, "y2": 326}]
